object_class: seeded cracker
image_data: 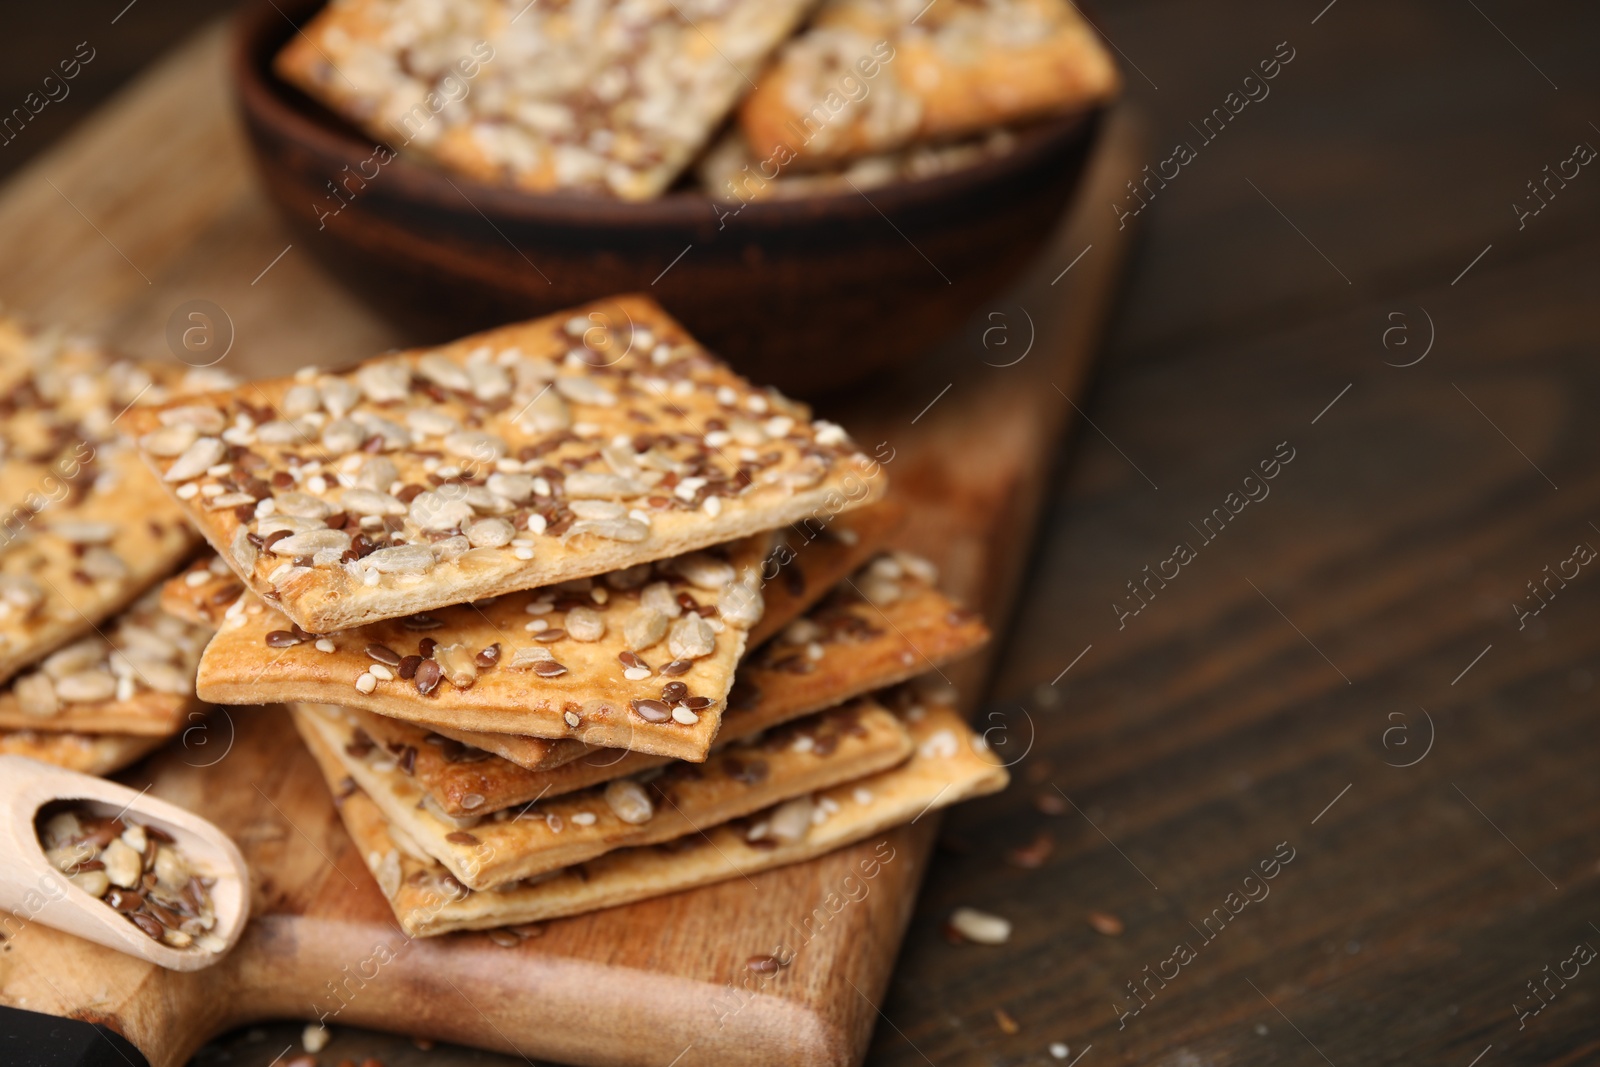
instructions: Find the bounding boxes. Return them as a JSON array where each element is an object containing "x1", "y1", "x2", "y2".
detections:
[
  {"x1": 305, "y1": 695, "x2": 1007, "y2": 934},
  {"x1": 294, "y1": 698, "x2": 911, "y2": 889},
  {"x1": 159, "y1": 554, "x2": 246, "y2": 628},
  {"x1": 275, "y1": 0, "x2": 817, "y2": 200},
  {"x1": 160, "y1": 499, "x2": 903, "y2": 771},
  {"x1": 360, "y1": 555, "x2": 989, "y2": 814},
  {"x1": 0, "y1": 590, "x2": 211, "y2": 736},
  {"x1": 700, "y1": 127, "x2": 1018, "y2": 201},
  {"x1": 0, "y1": 728, "x2": 164, "y2": 776},
  {"x1": 739, "y1": 0, "x2": 1119, "y2": 166},
  {"x1": 0, "y1": 316, "x2": 222, "y2": 686},
  {"x1": 200, "y1": 538, "x2": 767, "y2": 761},
  {"x1": 408, "y1": 503, "x2": 912, "y2": 769},
  {"x1": 126, "y1": 296, "x2": 886, "y2": 635}
]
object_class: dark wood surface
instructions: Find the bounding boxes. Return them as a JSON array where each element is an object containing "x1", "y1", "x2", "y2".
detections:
[{"x1": 3, "y1": 0, "x2": 1598, "y2": 1064}]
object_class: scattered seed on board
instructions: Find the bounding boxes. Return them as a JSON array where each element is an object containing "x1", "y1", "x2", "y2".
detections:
[
  {"x1": 948, "y1": 907, "x2": 1011, "y2": 945},
  {"x1": 1087, "y1": 910, "x2": 1124, "y2": 936}
]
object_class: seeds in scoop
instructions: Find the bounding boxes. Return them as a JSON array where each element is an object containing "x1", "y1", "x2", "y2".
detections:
[{"x1": 37, "y1": 803, "x2": 220, "y2": 952}]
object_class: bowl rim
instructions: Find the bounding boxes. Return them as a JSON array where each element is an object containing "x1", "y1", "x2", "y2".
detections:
[{"x1": 230, "y1": 0, "x2": 1103, "y2": 231}]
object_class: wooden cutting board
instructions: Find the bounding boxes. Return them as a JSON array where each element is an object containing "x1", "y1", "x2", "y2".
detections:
[{"x1": 0, "y1": 23, "x2": 1138, "y2": 1067}]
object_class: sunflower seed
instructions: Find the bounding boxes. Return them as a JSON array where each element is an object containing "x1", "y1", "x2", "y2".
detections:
[
  {"x1": 603, "y1": 779, "x2": 654, "y2": 824},
  {"x1": 162, "y1": 437, "x2": 226, "y2": 482},
  {"x1": 668, "y1": 614, "x2": 716, "y2": 660},
  {"x1": 434, "y1": 644, "x2": 478, "y2": 689},
  {"x1": 564, "y1": 606, "x2": 605, "y2": 642},
  {"x1": 623, "y1": 607, "x2": 669, "y2": 651}
]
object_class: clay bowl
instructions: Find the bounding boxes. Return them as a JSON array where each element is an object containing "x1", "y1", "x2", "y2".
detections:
[{"x1": 232, "y1": 0, "x2": 1103, "y2": 397}]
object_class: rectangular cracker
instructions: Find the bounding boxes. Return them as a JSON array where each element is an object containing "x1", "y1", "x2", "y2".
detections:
[
  {"x1": 0, "y1": 590, "x2": 211, "y2": 736},
  {"x1": 126, "y1": 296, "x2": 886, "y2": 634},
  {"x1": 348, "y1": 553, "x2": 988, "y2": 815},
  {"x1": 0, "y1": 728, "x2": 164, "y2": 776},
  {"x1": 275, "y1": 0, "x2": 817, "y2": 200},
  {"x1": 700, "y1": 127, "x2": 1019, "y2": 202},
  {"x1": 305, "y1": 696, "x2": 1007, "y2": 934},
  {"x1": 294, "y1": 697, "x2": 912, "y2": 889},
  {"x1": 161, "y1": 498, "x2": 904, "y2": 770},
  {"x1": 0, "y1": 317, "x2": 223, "y2": 686},
  {"x1": 198, "y1": 538, "x2": 769, "y2": 762},
  {"x1": 739, "y1": 0, "x2": 1119, "y2": 165},
  {"x1": 158, "y1": 554, "x2": 246, "y2": 628}
]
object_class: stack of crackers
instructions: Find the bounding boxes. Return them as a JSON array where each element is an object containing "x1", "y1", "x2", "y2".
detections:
[
  {"x1": 0, "y1": 316, "x2": 225, "y2": 776},
  {"x1": 276, "y1": 0, "x2": 1119, "y2": 202},
  {"x1": 132, "y1": 295, "x2": 1007, "y2": 934}
]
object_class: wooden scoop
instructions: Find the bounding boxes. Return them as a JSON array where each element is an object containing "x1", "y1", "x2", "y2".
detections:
[{"x1": 0, "y1": 755, "x2": 250, "y2": 972}]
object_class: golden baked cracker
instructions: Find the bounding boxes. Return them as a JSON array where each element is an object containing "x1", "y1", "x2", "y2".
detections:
[
  {"x1": 397, "y1": 503, "x2": 911, "y2": 773},
  {"x1": 198, "y1": 538, "x2": 768, "y2": 763},
  {"x1": 0, "y1": 317, "x2": 223, "y2": 686},
  {"x1": 739, "y1": 0, "x2": 1118, "y2": 166},
  {"x1": 307, "y1": 697, "x2": 1006, "y2": 934},
  {"x1": 352, "y1": 555, "x2": 988, "y2": 815},
  {"x1": 0, "y1": 591, "x2": 211, "y2": 736},
  {"x1": 0, "y1": 728, "x2": 164, "y2": 776},
  {"x1": 700, "y1": 127, "x2": 1018, "y2": 202},
  {"x1": 275, "y1": 0, "x2": 816, "y2": 200},
  {"x1": 747, "y1": 497, "x2": 904, "y2": 649},
  {"x1": 158, "y1": 554, "x2": 246, "y2": 628},
  {"x1": 294, "y1": 697, "x2": 912, "y2": 890},
  {"x1": 126, "y1": 296, "x2": 886, "y2": 635}
]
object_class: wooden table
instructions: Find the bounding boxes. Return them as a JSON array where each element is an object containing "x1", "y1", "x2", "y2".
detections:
[{"x1": 8, "y1": 0, "x2": 1600, "y2": 1064}]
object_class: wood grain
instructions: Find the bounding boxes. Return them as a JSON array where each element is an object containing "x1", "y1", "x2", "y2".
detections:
[{"x1": 0, "y1": 21, "x2": 1137, "y2": 1067}]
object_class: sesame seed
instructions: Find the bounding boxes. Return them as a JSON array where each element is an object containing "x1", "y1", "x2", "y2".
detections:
[
  {"x1": 563, "y1": 711, "x2": 580, "y2": 727},
  {"x1": 623, "y1": 666, "x2": 650, "y2": 681},
  {"x1": 571, "y1": 812, "x2": 597, "y2": 826},
  {"x1": 671, "y1": 706, "x2": 698, "y2": 725},
  {"x1": 355, "y1": 672, "x2": 378, "y2": 694},
  {"x1": 369, "y1": 664, "x2": 394, "y2": 681},
  {"x1": 176, "y1": 483, "x2": 200, "y2": 500},
  {"x1": 315, "y1": 638, "x2": 335, "y2": 653}
]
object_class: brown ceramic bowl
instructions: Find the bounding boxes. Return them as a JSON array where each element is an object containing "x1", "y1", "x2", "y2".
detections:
[{"x1": 231, "y1": 0, "x2": 1103, "y2": 396}]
